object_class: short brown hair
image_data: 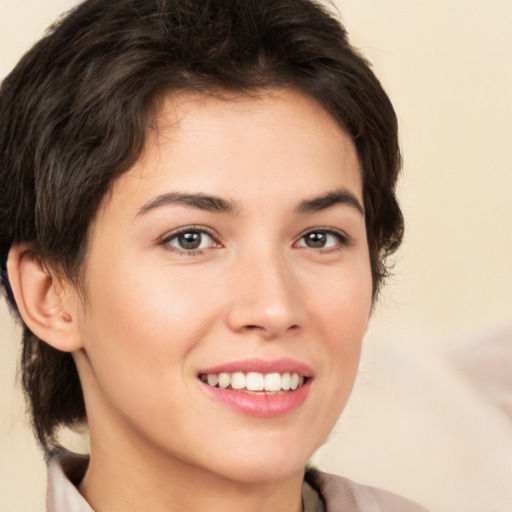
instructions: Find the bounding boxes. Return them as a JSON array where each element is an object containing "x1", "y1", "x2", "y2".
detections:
[{"x1": 0, "y1": 0, "x2": 403, "y2": 454}]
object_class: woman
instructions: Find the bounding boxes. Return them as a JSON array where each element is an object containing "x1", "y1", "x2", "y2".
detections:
[{"x1": 0, "y1": 0, "x2": 429, "y2": 510}]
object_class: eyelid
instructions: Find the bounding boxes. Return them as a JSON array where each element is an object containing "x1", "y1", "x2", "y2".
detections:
[
  {"x1": 157, "y1": 225, "x2": 351, "y2": 254},
  {"x1": 158, "y1": 225, "x2": 222, "y2": 253},
  {"x1": 294, "y1": 227, "x2": 352, "y2": 249}
]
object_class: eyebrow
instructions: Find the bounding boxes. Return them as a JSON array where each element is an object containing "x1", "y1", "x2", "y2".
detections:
[
  {"x1": 137, "y1": 187, "x2": 364, "y2": 218},
  {"x1": 295, "y1": 188, "x2": 364, "y2": 216},
  {"x1": 137, "y1": 192, "x2": 237, "y2": 216}
]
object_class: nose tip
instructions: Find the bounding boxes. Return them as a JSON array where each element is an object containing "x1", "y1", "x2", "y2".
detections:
[
  {"x1": 224, "y1": 260, "x2": 304, "y2": 339},
  {"x1": 237, "y1": 310, "x2": 301, "y2": 339}
]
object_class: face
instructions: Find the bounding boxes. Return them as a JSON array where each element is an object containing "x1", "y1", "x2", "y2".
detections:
[{"x1": 72, "y1": 89, "x2": 373, "y2": 484}]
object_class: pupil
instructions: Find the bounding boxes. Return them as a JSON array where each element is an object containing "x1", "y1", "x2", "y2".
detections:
[
  {"x1": 306, "y1": 232, "x2": 326, "y2": 248},
  {"x1": 179, "y1": 232, "x2": 201, "y2": 249}
]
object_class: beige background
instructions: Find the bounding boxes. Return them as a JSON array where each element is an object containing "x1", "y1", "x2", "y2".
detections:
[{"x1": 1, "y1": 1, "x2": 511, "y2": 511}]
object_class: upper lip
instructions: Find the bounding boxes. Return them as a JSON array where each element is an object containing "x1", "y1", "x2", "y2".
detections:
[{"x1": 197, "y1": 358, "x2": 314, "y2": 377}]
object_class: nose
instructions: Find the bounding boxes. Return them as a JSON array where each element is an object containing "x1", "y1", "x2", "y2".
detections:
[{"x1": 224, "y1": 248, "x2": 306, "y2": 339}]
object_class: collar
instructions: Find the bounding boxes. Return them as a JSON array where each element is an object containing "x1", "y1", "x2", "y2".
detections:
[
  {"x1": 46, "y1": 452, "x2": 93, "y2": 512},
  {"x1": 46, "y1": 452, "x2": 325, "y2": 512}
]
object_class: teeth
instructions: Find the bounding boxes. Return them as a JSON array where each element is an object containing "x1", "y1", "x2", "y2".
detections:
[
  {"x1": 290, "y1": 373, "x2": 300, "y2": 390},
  {"x1": 207, "y1": 374, "x2": 219, "y2": 387},
  {"x1": 246, "y1": 372, "x2": 264, "y2": 391},
  {"x1": 264, "y1": 373, "x2": 282, "y2": 392},
  {"x1": 200, "y1": 371, "x2": 307, "y2": 393},
  {"x1": 218, "y1": 373, "x2": 230, "y2": 389},
  {"x1": 231, "y1": 372, "x2": 246, "y2": 390}
]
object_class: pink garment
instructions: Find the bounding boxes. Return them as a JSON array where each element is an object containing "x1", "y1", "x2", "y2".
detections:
[
  {"x1": 306, "y1": 468, "x2": 430, "y2": 512},
  {"x1": 46, "y1": 453, "x2": 93, "y2": 512},
  {"x1": 46, "y1": 452, "x2": 430, "y2": 512}
]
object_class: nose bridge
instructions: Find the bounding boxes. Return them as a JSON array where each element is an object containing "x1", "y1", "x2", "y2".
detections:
[{"x1": 225, "y1": 238, "x2": 303, "y2": 337}]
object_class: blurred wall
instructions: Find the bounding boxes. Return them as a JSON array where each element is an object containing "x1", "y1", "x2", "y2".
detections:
[
  {"x1": 1, "y1": 1, "x2": 511, "y2": 511},
  {"x1": 336, "y1": 0, "x2": 512, "y2": 343}
]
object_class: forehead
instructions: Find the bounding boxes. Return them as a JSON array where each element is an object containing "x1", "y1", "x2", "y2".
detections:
[{"x1": 101, "y1": 88, "x2": 362, "y2": 217}]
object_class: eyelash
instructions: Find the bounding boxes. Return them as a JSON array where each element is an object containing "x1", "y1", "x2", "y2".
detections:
[
  {"x1": 159, "y1": 226, "x2": 351, "y2": 256},
  {"x1": 159, "y1": 225, "x2": 220, "y2": 256},
  {"x1": 294, "y1": 228, "x2": 352, "y2": 253}
]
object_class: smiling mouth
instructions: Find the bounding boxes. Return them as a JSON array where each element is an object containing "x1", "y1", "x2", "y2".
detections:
[{"x1": 199, "y1": 371, "x2": 307, "y2": 395}]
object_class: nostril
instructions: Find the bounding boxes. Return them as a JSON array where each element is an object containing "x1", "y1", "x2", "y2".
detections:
[
  {"x1": 225, "y1": 290, "x2": 304, "y2": 337},
  {"x1": 242, "y1": 323, "x2": 300, "y2": 335}
]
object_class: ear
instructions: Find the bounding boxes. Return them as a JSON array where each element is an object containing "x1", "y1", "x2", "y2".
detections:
[{"x1": 6, "y1": 243, "x2": 83, "y2": 352}]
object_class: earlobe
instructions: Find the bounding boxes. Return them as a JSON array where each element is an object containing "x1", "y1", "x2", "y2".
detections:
[{"x1": 6, "y1": 243, "x2": 83, "y2": 352}]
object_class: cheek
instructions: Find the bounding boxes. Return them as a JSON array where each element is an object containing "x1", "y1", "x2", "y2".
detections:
[
  {"x1": 77, "y1": 260, "x2": 219, "y2": 395},
  {"x1": 75, "y1": 264, "x2": 220, "y2": 436},
  {"x1": 291, "y1": 262, "x2": 372, "y2": 451},
  {"x1": 85, "y1": 257, "x2": 215, "y2": 339},
  {"x1": 305, "y1": 259, "x2": 372, "y2": 384},
  {"x1": 307, "y1": 260, "x2": 372, "y2": 335}
]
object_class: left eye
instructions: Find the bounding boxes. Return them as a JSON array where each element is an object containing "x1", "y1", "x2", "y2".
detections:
[
  {"x1": 165, "y1": 229, "x2": 216, "y2": 251},
  {"x1": 296, "y1": 230, "x2": 345, "y2": 249}
]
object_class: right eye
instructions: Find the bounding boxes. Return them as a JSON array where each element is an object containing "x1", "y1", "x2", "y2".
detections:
[{"x1": 162, "y1": 227, "x2": 219, "y2": 254}]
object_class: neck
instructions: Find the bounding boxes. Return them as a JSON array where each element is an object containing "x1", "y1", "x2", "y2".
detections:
[{"x1": 79, "y1": 421, "x2": 304, "y2": 512}]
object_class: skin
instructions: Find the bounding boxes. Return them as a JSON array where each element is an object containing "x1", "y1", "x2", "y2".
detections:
[{"x1": 12, "y1": 89, "x2": 373, "y2": 512}]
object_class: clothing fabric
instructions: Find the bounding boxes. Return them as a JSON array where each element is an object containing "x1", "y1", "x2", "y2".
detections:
[
  {"x1": 304, "y1": 468, "x2": 430, "y2": 512},
  {"x1": 46, "y1": 453, "x2": 429, "y2": 512}
]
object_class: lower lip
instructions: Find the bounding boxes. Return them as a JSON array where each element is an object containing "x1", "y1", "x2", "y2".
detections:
[{"x1": 200, "y1": 379, "x2": 312, "y2": 417}]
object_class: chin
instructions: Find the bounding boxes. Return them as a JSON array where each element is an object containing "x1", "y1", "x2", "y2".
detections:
[
  {"x1": 203, "y1": 436, "x2": 317, "y2": 485},
  {"x1": 220, "y1": 458, "x2": 307, "y2": 485}
]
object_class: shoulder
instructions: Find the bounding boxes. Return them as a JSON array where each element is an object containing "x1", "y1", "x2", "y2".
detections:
[
  {"x1": 46, "y1": 452, "x2": 93, "y2": 512},
  {"x1": 305, "y1": 468, "x2": 430, "y2": 512}
]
